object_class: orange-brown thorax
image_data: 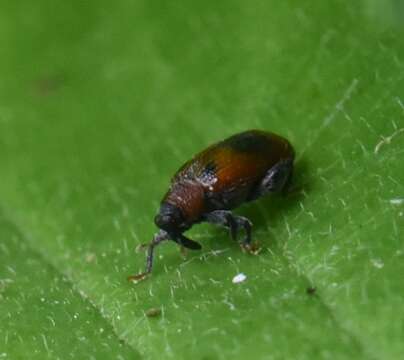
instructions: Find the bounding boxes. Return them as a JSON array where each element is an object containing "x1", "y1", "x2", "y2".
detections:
[{"x1": 163, "y1": 180, "x2": 205, "y2": 224}]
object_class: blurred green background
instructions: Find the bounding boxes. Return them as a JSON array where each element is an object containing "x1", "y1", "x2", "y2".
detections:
[{"x1": 1, "y1": 1, "x2": 404, "y2": 359}]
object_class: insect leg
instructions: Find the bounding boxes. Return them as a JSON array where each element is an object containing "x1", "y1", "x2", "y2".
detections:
[
  {"x1": 172, "y1": 234, "x2": 202, "y2": 250},
  {"x1": 202, "y1": 210, "x2": 239, "y2": 241},
  {"x1": 203, "y1": 210, "x2": 260, "y2": 254},
  {"x1": 128, "y1": 230, "x2": 169, "y2": 282},
  {"x1": 233, "y1": 216, "x2": 263, "y2": 254},
  {"x1": 204, "y1": 210, "x2": 256, "y2": 247},
  {"x1": 234, "y1": 215, "x2": 252, "y2": 246}
]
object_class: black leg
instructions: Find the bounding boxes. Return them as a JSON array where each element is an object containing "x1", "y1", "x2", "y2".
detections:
[
  {"x1": 203, "y1": 210, "x2": 253, "y2": 248},
  {"x1": 128, "y1": 230, "x2": 169, "y2": 282},
  {"x1": 172, "y1": 234, "x2": 202, "y2": 250}
]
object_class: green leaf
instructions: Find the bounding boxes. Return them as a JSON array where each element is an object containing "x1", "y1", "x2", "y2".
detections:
[
  {"x1": 1, "y1": 1, "x2": 404, "y2": 359},
  {"x1": 0, "y1": 214, "x2": 140, "y2": 359}
]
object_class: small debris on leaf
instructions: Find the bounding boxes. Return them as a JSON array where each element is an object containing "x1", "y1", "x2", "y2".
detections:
[
  {"x1": 232, "y1": 273, "x2": 247, "y2": 284},
  {"x1": 306, "y1": 286, "x2": 317, "y2": 295},
  {"x1": 127, "y1": 272, "x2": 148, "y2": 283},
  {"x1": 374, "y1": 128, "x2": 404, "y2": 154},
  {"x1": 145, "y1": 307, "x2": 161, "y2": 318},
  {"x1": 390, "y1": 198, "x2": 404, "y2": 205},
  {"x1": 85, "y1": 253, "x2": 96, "y2": 263},
  {"x1": 136, "y1": 243, "x2": 148, "y2": 253}
]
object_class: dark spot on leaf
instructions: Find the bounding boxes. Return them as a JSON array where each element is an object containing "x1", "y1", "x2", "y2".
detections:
[
  {"x1": 145, "y1": 307, "x2": 161, "y2": 318},
  {"x1": 306, "y1": 286, "x2": 317, "y2": 295},
  {"x1": 34, "y1": 73, "x2": 66, "y2": 96}
]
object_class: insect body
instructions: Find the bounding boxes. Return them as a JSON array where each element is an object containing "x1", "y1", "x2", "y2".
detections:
[{"x1": 129, "y1": 129, "x2": 295, "y2": 281}]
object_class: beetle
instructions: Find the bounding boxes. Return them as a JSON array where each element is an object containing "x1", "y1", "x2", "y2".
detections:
[{"x1": 128, "y1": 129, "x2": 295, "y2": 281}]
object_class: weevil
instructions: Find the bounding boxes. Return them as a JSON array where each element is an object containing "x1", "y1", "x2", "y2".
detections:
[{"x1": 128, "y1": 129, "x2": 295, "y2": 281}]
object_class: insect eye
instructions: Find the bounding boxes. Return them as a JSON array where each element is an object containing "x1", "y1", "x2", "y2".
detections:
[
  {"x1": 154, "y1": 214, "x2": 170, "y2": 228},
  {"x1": 155, "y1": 203, "x2": 185, "y2": 231}
]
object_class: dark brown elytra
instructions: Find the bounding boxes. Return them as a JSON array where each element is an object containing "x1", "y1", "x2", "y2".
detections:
[{"x1": 128, "y1": 129, "x2": 295, "y2": 282}]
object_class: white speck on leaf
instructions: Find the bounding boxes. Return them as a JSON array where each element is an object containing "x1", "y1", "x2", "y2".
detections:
[
  {"x1": 113, "y1": 217, "x2": 121, "y2": 231},
  {"x1": 41, "y1": 334, "x2": 50, "y2": 354},
  {"x1": 323, "y1": 78, "x2": 359, "y2": 127},
  {"x1": 223, "y1": 298, "x2": 236, "y2": 310},
  {"x1": 389, "y1": 198, "x2": 404, "y2": 205},
  {"x1": 0, "y1": 278, "x2": 13, "y2": 292},
  {"x1": 85, "y1": 253, "x2": 96, "y2": 263},
  {"x1": 232, "y1": 273, "x2": 247, "y2": 284},
  {"x1": 374, "y1": 128, "x2": 404, "y2": 154},
  {"x1": 46, "y1": 316, "x2": 56, "y2": 327},
  {"x1": 371, "y1": 258, "x2": 384, "y2": 269}
]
